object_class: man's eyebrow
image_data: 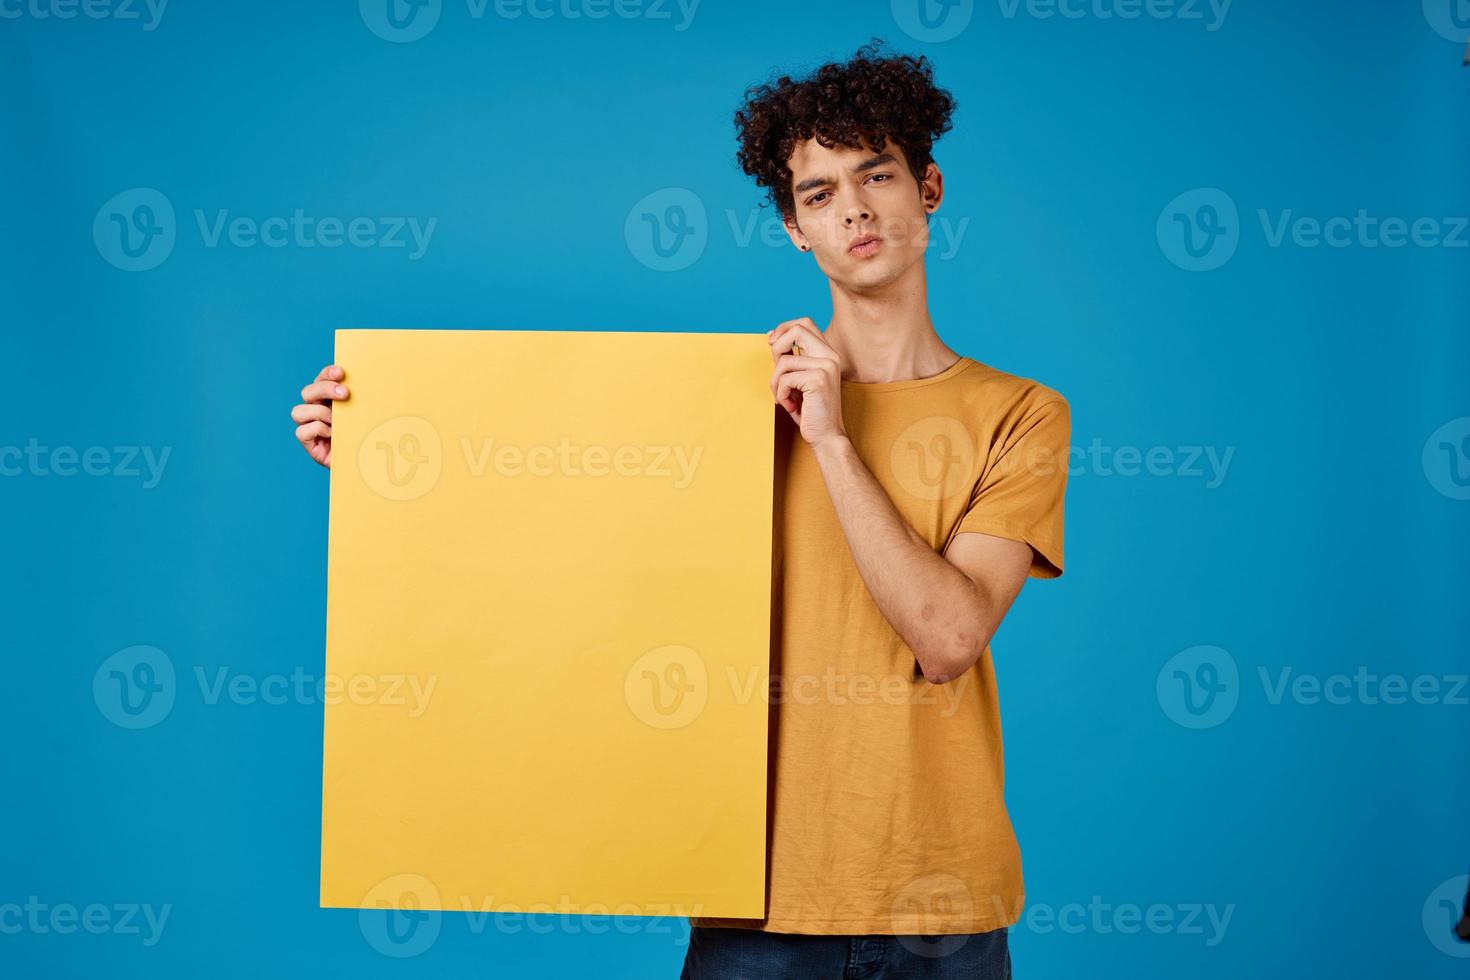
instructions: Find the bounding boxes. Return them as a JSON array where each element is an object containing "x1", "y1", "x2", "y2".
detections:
[{"x1": 792, "y1": 152, "x2": 901, "y2": 195}]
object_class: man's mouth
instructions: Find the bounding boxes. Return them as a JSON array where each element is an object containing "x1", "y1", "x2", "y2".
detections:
[{"x1": 848, "y1": 234, "x2": 882, "y2": 256}]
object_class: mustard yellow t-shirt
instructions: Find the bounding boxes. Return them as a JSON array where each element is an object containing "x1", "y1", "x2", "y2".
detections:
[{"x1": 694, "y1": 354, "x2": 1070, "y2": 936}]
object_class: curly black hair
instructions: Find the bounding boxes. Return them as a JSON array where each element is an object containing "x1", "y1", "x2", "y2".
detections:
[{"x1": 734, "y1": 40, "x2": 957, "y2": 222}]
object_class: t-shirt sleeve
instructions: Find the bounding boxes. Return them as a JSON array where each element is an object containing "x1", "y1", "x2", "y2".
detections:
[{"x1": 952, "y1": 394, "x2": 1070, "y2": 579}]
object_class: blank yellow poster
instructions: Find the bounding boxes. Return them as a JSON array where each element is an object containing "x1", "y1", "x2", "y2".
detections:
[{"x1": 321, "y1": 329, "x2": 773, "y2": 920}]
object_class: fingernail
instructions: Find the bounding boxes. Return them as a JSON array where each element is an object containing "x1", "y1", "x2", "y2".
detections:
[{"x1": 334, "y1": 386, "x2": 347, "y2": 397}]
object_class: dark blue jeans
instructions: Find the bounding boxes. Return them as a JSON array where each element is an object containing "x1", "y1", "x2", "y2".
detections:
[{"x1": 679, "y1": 926, "x2": 1011, "y2": 979}]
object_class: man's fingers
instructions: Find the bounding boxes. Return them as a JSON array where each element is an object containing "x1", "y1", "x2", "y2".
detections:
[
  {"x1": 296, "y1": 421, "x2": 331, "y2": 445},
  {"x1": 775, "y1": 353, "x2": 825, "y2": 370},
  {"x1": 771, "y1": 327, "x2": 825, "y2": 361},
  {"x1": 774, "y1": 316, "x2": 819, "y2": 331},
  {"x1": 301, "y1": 379, "x2": 349, "y2": 404},
  {"x1": 775, "y1": 370, "x2": 819, "y2": 405},
  {"x1": 291, "y1": 404, "x2": 332, "y2": 425},
  {"x1": 769, "y1": 355, "x2": 826, "y2": 391},
  {"x1": 315, "y1": 364, "x2": 345, "y2": 383},
  {"x1": 769, "y1": 320, "x2": 832, "y2": 361},
  {"x1": 772, "y1": 320, "x2": 824, "y2": 352}
]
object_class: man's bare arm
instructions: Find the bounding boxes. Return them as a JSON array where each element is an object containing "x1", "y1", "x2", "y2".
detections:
[
  {"x1": 768, "y1": 317, "x2": 1037, "y2": 683},
  {"x1": 812, "y1": 436, "x2": 1033, "y2": 683}
]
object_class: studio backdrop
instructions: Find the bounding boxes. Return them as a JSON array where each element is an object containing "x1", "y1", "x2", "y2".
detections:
[{"x1": 2, "y1": 1, "x2": 1468, "y2": 977}]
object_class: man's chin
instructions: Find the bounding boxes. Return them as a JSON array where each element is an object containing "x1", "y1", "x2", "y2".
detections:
[{"x1": 838, "y1": 256, "x2": 907, "y2": 291}]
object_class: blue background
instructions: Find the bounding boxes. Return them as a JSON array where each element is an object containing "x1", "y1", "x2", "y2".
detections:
[{"x1": 3, "y1": 0, "x2": 1468, "y2": 976}]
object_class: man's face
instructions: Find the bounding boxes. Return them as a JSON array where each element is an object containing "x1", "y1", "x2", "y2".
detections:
[{"x1": 783, "y1": 137, "x2": 942, "y2": 291}]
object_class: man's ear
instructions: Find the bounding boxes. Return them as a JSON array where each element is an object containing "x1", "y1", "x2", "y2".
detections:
[
  {"x1": 783, "y1": 216, "x2": 811, "y2": 252},
  {"x1": 919, "y1": 162, "x2": 944, "y2": 214}
]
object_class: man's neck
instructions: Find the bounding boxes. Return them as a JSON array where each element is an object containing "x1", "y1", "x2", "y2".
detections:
[{"x1": 821, "y1": 261, "x2": 959, "y2": 384}]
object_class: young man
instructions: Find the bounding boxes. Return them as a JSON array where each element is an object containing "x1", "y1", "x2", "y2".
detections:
[{"x1": 292, "y1": 42, "x2": 1068, "y2": 980}]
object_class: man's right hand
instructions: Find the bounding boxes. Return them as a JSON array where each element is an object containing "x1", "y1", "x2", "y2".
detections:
[{"x1": 292, "y1": 364, "x2": 349, "y2": 468}]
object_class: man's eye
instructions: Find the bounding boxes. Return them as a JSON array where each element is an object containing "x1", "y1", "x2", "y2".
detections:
[
  {"x1": 807, "y1": 192, "x2": 830, "y2": 206},
  {"x1": 868, "y1": 173, "x2": 891, "y2": 184}
]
